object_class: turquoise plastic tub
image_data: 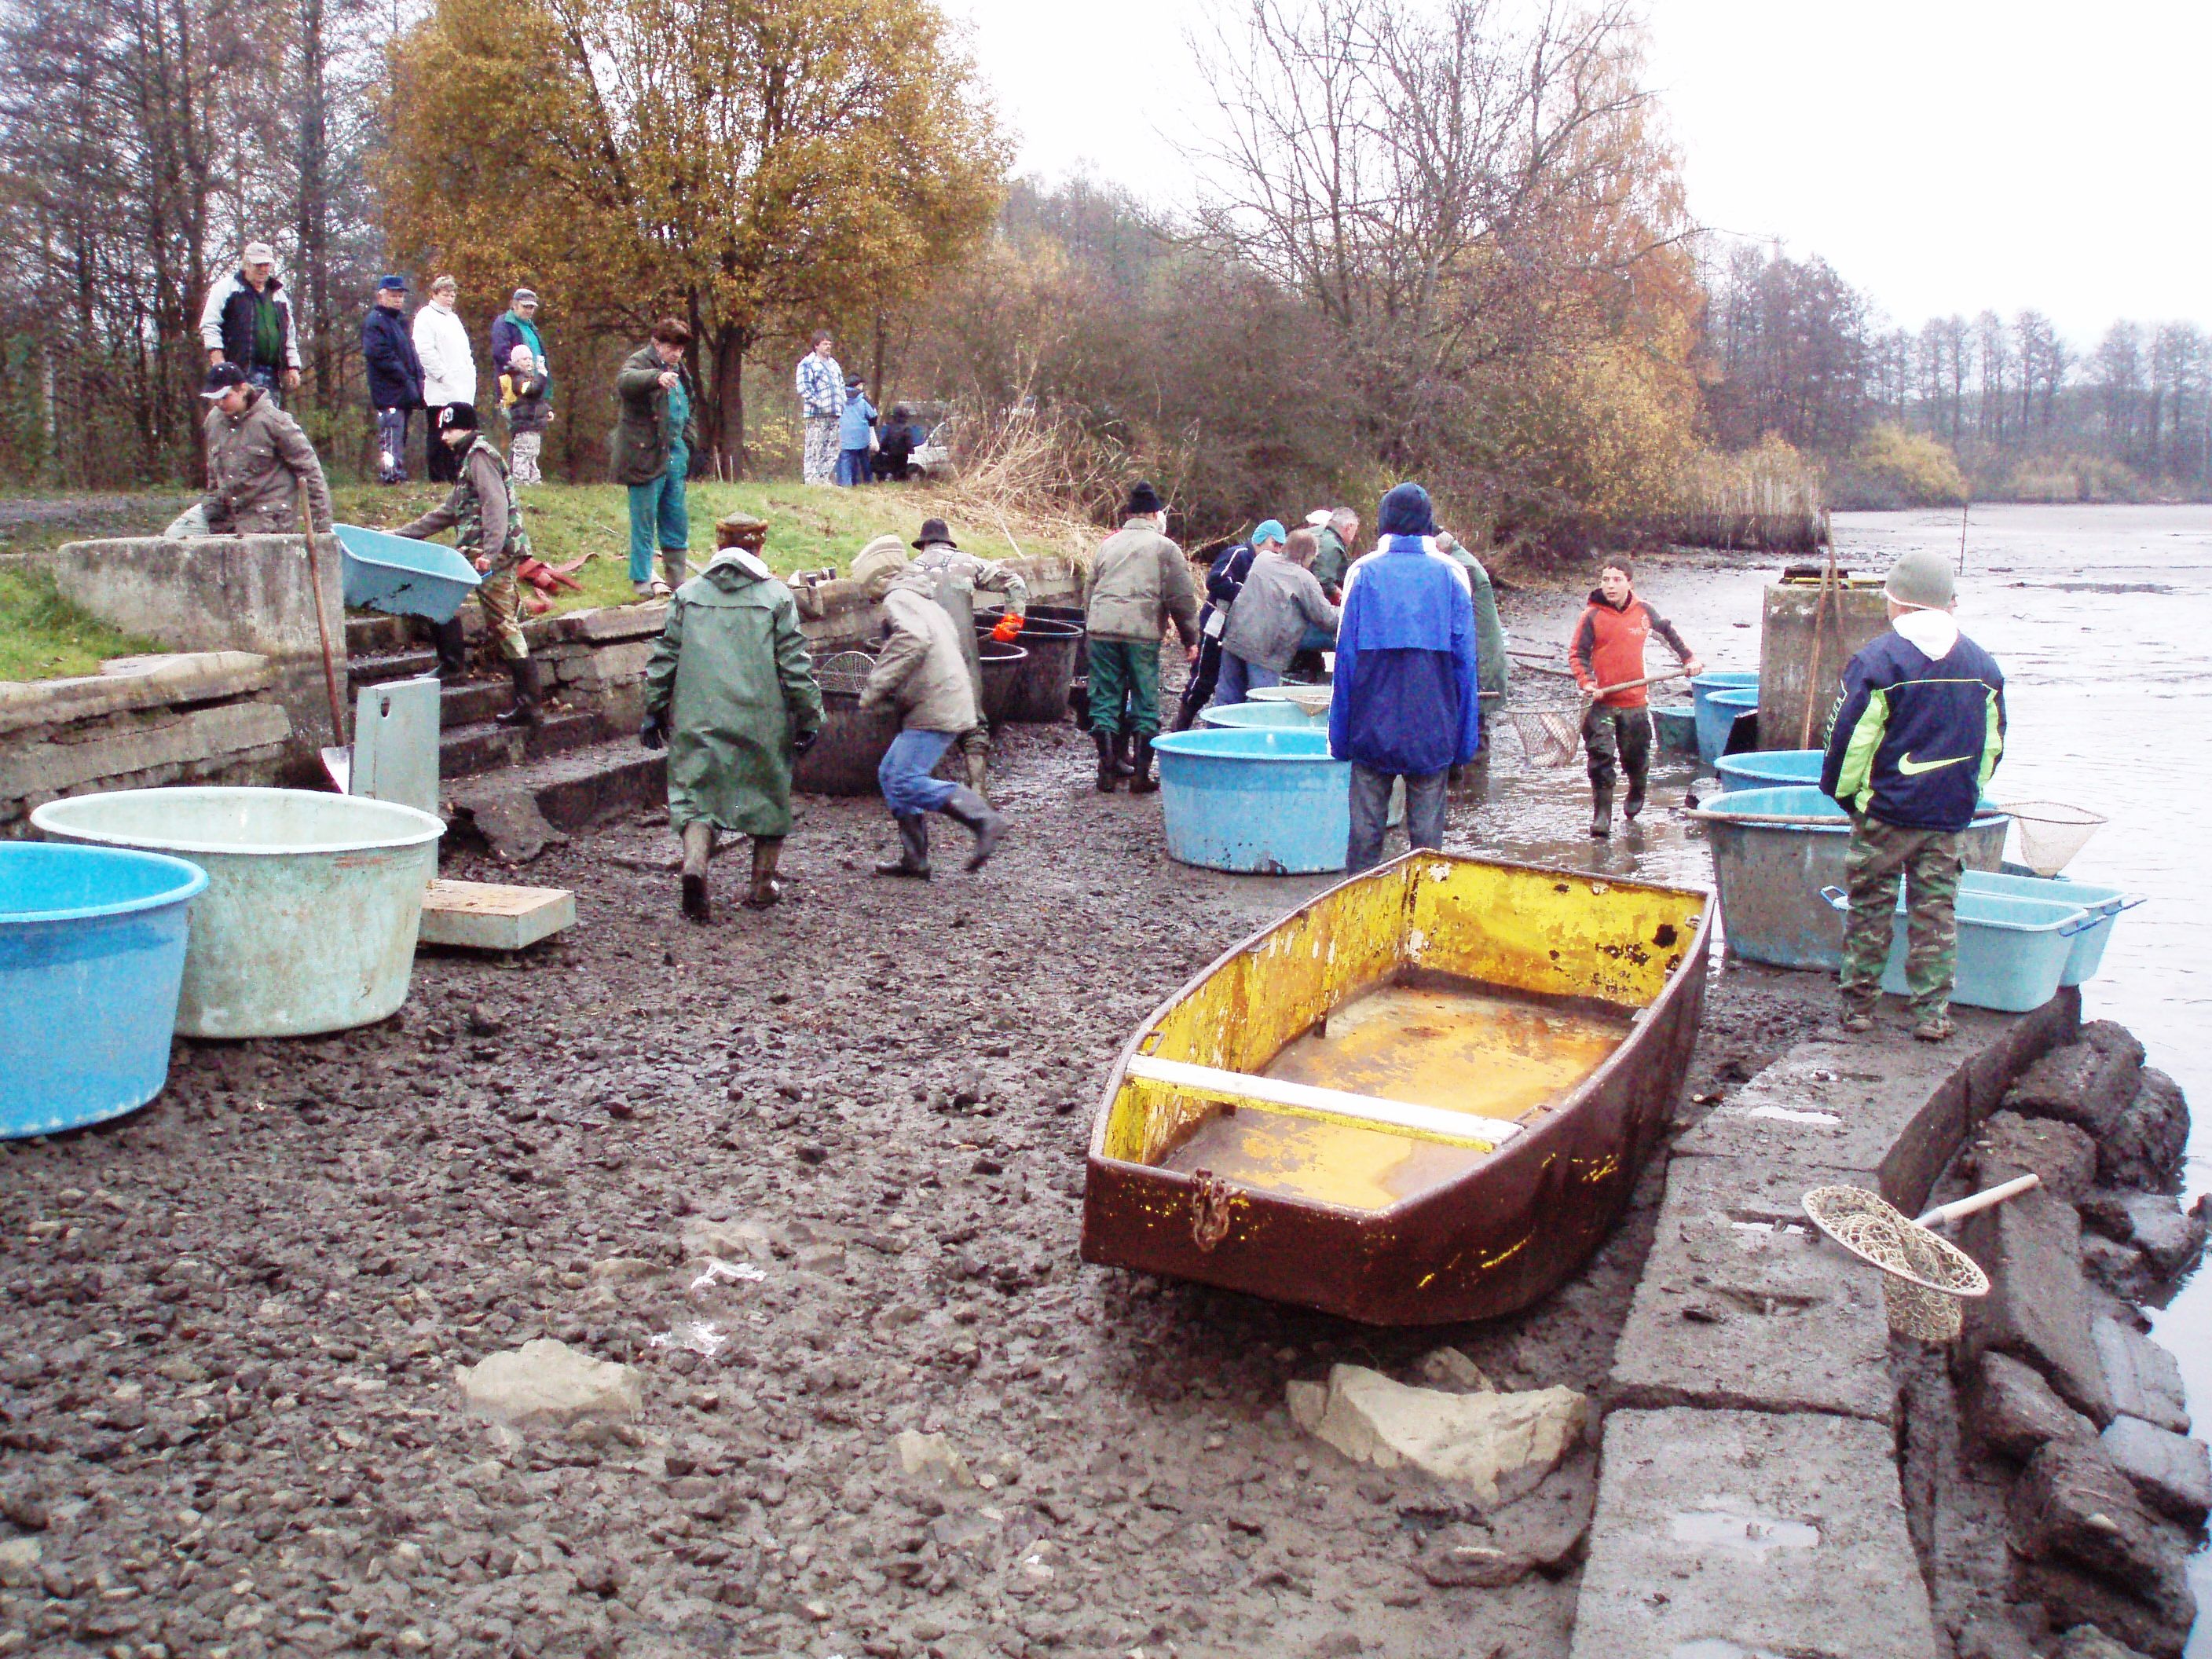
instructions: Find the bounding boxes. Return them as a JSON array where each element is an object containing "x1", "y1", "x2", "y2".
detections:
[
  {"x1": 1961, "y1": 870, "x2": 2132, "y2": 987},
  {"x1": 1691, "y1": 786, "x2": 2011, "y2": 970},
  {"x1": 32, "y1": 787, "x2": 444, "y2": 1038},
  {"x1": 1821, "y1": 885, "x2": 2093, "y2": 1013},
  {"x1": 1198, "y1": 701, "x2": 1326, "y2": 731},
  {"x1": 335, "y1": 522, "x2": 482, "y2": 623},
  {"x1": 1151, "y1": 729, "x2": 1353, "y2": 873},
  {"x1": 1716, "y1": 749, "x2": 1824, "y2": 790},
  {"x1": 1, "y1": 843, "x2": 207, "y2": 1138},
  {"x1": 1700, "y1": 688, "x2": 1761, "y2": 767},
  {"x1": 1691, "y1": 672, "x2": 1759, "y2": 767},
  {"x1": 1652, "y1": 706, "x2": 1698, "y2": 756}
]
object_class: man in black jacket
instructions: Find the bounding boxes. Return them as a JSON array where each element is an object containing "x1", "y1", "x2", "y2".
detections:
[
  {"x1": 198, "y1": 241, "x2": 302, "y2": 405},
  {"x1": 361, "y1": 276, "x2": 425, "y2": 485}
]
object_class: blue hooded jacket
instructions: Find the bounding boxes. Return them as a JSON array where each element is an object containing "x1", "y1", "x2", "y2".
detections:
[
  {"x1": 1327, "y1": 484, "x2": 1481, "y2": 774},
  {"x1": 1819, "y1": 626, "x2": 2005, "y2": 833}
]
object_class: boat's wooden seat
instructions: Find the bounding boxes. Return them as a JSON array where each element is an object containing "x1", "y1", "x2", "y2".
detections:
[{"x1": 1123, "y1": 1055, "x2": 1524, "y2": 1152}]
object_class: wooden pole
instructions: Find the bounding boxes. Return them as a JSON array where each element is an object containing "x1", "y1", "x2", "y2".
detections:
[
  {"x1": 1799, "y1": 511, "x2": 1837, "y2": 749},
  {"x1": 1957, "y1": 497, "x2": 1969, "y2": 575}
]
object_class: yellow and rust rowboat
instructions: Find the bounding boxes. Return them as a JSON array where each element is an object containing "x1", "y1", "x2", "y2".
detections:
[{"x1": 1081, "y1": 851, "x2": 1713, "y2": 1324}]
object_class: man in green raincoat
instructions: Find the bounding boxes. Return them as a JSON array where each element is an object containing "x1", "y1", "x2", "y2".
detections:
[
  {"x1": 1434, "y1": 530, "x2": 1510, "y2": 749},
  {"x1": 640, "y1": 511, "x2": 823, "y2": 922}
]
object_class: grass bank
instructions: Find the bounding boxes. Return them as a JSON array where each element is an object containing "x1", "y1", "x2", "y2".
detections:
[{"x1": 0, "y1": 568, "x2": 160, "y2": 681}]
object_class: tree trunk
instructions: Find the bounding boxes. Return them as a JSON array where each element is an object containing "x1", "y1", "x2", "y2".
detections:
[
  {"x1": 712, "y1": 325, "x2": 747, "y2": 479},
  {"x1": 296, "y1": 0, "x2": 331, "y2": 413}
]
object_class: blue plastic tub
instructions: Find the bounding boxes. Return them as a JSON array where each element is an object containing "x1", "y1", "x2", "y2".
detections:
[
  {"x1": 1652, "y1": 705, "x2": 1698, "y2": 756},
  {"x1": 0, "y1": 843, "x2": 207, "y2": 1138},
  {"x1": 1961, "y1": 870, "x2": 2131, "y2": 987},
  {"x1": 1822, "y1": 885, "x2": 2093, "y2": 1013},
  {"x1": 1715, "y1": 749, "x2": 1824, "y2": 790},
  {"x1": 335, "y1": 522, "x2": 483, "y2": 622},
  {"x1": 1691, "y1": 672, "x2": 1759, "y2": 767},
  {"x1": 1151, "y1": 729, "x2": 1355, "y2": 873},
  {"x1": 1692, "y1": 786, "x2": 2011, "y2": 970},
  {"x1": 1698, "y1": 687, "x2": 1761, "y2": 767},
  {"x1": 1197, "y1": 701, "x2": 1326, "y2": 731}
]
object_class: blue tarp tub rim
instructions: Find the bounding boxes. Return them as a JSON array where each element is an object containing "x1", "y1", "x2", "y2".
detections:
[
  {"x1": 0, "y1": 844, "x2": 207, "y2": 926},
  {"x1": 1689, "y1": 785, "x2": 2009, "y2": 833},
  {"x1": 1152, "y1": 731, "x2": 1339, "y2": 762},
  {"x1": 31, "y1": 787, "x2": 445, "y2": 859}
]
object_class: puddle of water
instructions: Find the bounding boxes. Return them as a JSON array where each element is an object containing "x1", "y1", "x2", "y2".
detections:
[
  {"x1": 1668, "y1": 1506, "x2": 1822, "y2": 1558},
  {"x1": 1160, "y1": 1110, "x2": 1490, "y2": 1211}
]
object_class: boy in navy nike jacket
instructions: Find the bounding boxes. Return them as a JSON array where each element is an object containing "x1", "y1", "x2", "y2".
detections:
[{"x1": 1818, "y1": 549, "x2": 2006, "y2": 1042}]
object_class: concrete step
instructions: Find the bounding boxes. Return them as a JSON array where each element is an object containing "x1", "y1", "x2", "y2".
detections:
[
  {"x1": 350, "y1": 648, "x2": 438, "y2": 687},
  {"x1": 444, "y1": 737, "x2": 666, "y2": 862},
  {"x1": 439, "y1": 709, "x2": 607, "y2": 780},
  {"x1": 346, "y1": 614, "x2": 415, "y2": 655},
  {"x1": 438, "y1": 679, "x2": 511, "y2": 727}
]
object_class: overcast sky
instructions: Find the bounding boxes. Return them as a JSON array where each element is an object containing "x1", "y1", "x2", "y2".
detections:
[{"x1": 939, "y1": 0, "x2": 2206, "y2": 345}]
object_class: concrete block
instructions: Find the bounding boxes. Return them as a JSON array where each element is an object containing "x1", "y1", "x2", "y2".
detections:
[
  {"x1": 2016, "y1": 1558, "x2": 2189, "y2": 1659},
  {"x1": 418, "y1": 880, "x2": 576, "y2": 951},
  {"x1": 2101, "y1": 1069, "x2": 2190, "y2": 1194},
  {"x1": 0, "y1": 700, "x2": 293, "y2": 799},
  {"x1": 2081, "y1": 1192, "x2": 2206, "y2": 1280},
  {"x1": 1967, "y1": 1109, "x2": 2100, "y2": 1203},
  {"x1": 1961, "y1": 1190, "x2": 2114, "y2": 1425},
  {"x1": 2093, "y1": 1320, "x2": 2189, "y2": 1434},
  {"x1": 2009, "y1": 1438, "x2": 2193, "y2": 1629},
  {"x1": 2101, "y1": 1416, "x2": 2212, "y2": 1526},
  {"x1": 1759, "y1": 577, "x2": 1890, "y2": 750},
  {"x1": 1568, "y1": 1407, "x2": 1939, "y2": 1659},
  {"x1": 1610, "y1": 1154, "x2": 1895, "y2": 1423},
  {"x1": 2005, "y1": 1024, "x2": 2147, "y2": 1141},
  {"x1": 1966, "y1": 1350, "x2": 2097, "y2": 1462},
  {"x1": 558, "y1": 604, "x2": 668, "y2": 645},
  {"x1": 33, "y1": 534, "x2": 345, "y2": 664},
  {"x1": 562, "y1": 639, "x2": 656, "y2": 687},
  {"x1": 0, "y1": 651, "x2": 273, "y2": 736}
]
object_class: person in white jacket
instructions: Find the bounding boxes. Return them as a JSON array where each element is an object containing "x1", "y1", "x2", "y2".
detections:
[{"x1": 412, "y1": 276, "x2": 477, "y2": 483}]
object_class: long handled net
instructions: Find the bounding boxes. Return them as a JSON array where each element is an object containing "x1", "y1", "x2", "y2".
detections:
[
  {"x1": 1801, "y1": 1185, "x2": 1990, "y2": 1342},
  {"x1": 811, "y1": 650, "x2": 877, "y2": 697},
  {"x1": 1995, "y1": 800, "x2": 2106, "y2": 876}
]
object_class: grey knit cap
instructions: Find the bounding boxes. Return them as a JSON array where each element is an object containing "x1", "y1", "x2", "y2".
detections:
[{"x1": 1884, "y1": 548, "x2": 1955, "y2": 610}]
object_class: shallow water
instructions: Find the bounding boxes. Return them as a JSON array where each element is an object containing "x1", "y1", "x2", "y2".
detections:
[{"x1": 1442, "y1": 504, "x2": 2212, "y2": 1647}]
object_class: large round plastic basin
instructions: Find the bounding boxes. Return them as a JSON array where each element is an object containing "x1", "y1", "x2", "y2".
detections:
[
  {"x1": 1694, "y1": 786, "x2": 2009, "y2": 970},
  {"x1": 1715, "y1": 749, "x2": 1825, "y2": 790},
  {"x1": 1152, "y1": 729, "x2": 1355, "y2": 873},
  {"x1": 1692, "y1": 672, "x2": 1760, "y2": 767},
  {"x1": 794, "y1": 689, "x2": 901, "y2": 796},
  {"x1": 977, "y1": 643, "x2": 1027, "y2": 725},
  {"x1": 977, "y1": 618, "x2": 1081, "y2": 723},
  {"x1": 0, "y1": 844, "x2": 207, "y2": 1137},
  {"x1": 1198, "y1": 701, "x2": 1325, "y2": 731},
  {"x1": 1697, "y1": 686, "x2": 1761, "y2": 768},
  {"x1": 31, "y1": 787, "x2": 443, "y2": 1038}
]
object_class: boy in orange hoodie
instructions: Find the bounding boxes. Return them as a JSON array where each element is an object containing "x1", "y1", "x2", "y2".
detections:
[{"x1": 1569, "y1": 556, "x2": 1701, "y2": 837}]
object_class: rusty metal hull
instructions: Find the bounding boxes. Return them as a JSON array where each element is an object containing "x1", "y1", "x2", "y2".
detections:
[{"x1": 1080, "y1": 852, "x2": 1713, "y2": 1326}]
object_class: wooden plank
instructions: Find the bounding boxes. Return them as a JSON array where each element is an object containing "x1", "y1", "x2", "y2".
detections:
[
  {"x1": 1123, "y1": 1054, "x2": 1522, "y2": 1151},
  {"x1": 418, "y1": 879, "x2": 575, "y2": 951}
]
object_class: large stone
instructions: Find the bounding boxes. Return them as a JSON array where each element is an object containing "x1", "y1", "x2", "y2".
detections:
[
  {"x1": 1288, "y1": 1364, "x2": 1585, "y2": 1506},
  {"x1": 2009, "y1": 1437, "x2": 2189, "y2": 1595},
  {"x1": 1960, "y1": 1188, "x2": 2114, "y2": 1424},
  {"x1": 456, "y1": 1339, "x2": 642, "y2": 1430},
  {"x1": 2080, "y1": 1191, "x2": 2207, "y2": 1280},
  {"x1": 2100, "y1": 1070, "x2": 2190, "y2": 1193},
  {"x1": 1965, "y1": 1350, "x2": 2097, "y2": 1462},
  {"x1": 2005, "y1": 1024, "x2": 2147, "y2": 1141},
  {"x1": 2093, "y1": 1319, "x2": 2189, "y2": 1434},
  {"x1": 448, "y1": 779, "x2": 569, "y2": 864},
  {"x1": 2100, "y1": 1416, "x2": 2212, "y2": 1526},
  {"x1": 0, "y1": 698, "x2": 292, "y2": 800},
  {"x1": 0, "y1": 650, "x2": 273, "y2": 735},
  {"x1": 1966, "y1": 1109, "x2": 2099, "y2": 1203},
  {"x1": 2055, "y1": 1623, "x2": 2156, "y2": 1659},
  {"x1": 1569, "y1": 1407, "x2": 1940, "y2": 1659},
  {"x1": 2015, "y1": 1557, "x2": 2192, "y2": 1659},
  {"x1": 894, "y1": 1430, "x2": 976, "y2": 1490},
  {"x1": 1610, "y1": 1154, "x2": 1895, "y2": 1422}
]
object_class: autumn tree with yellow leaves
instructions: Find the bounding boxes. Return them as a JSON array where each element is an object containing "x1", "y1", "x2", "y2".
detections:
[{"x1": 379, "y1": 0, "x2": 1007, "y2": 474}]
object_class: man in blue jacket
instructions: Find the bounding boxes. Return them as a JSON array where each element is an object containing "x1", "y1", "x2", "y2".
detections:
[
  {"x1": 1328, "y1": 483, "x2": 1481, "y2": 873},
  {"x1": 1819, "y1": 548, "x2": 2006, "y2": 1043},
  {"x1": 360, "y1": 276, "x2": 424, "y2": 485}
]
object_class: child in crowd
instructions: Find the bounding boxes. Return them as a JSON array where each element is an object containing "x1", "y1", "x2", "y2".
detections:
[{"x1": 500, "y1": 344, "x2": 550, "y2": 484}]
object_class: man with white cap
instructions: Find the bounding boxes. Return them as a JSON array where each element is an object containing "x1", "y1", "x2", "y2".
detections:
[
  {"x1": 198, "y1": 240, "x2": 302, "y2": 405},
  {"x1": 1819, "y1": 548, "x2": 2007, "y2": 1043}
]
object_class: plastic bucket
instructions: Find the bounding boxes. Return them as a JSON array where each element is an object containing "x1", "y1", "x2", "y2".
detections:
[
  {"x1": 1821, "y1": 885, "x2": 2090, "y2": 1013},
  {"x1": 32, "y1": 788, "x2": 443, "y2": 1038},
  {"x1": 1693, "y1": 786, "x2": 2009, "y2": 970},
  {"x1": 1198, "y1": 701, "x2": 1326, "y2": 731},
  {"x1": 1691, "y1": 672, "x2": 1760, "y2": 767},
  {"x1": 1151, "y1": 729, "x2": 1355, "y2": 873},
  {"x1": 0, "y1": 844, "x2": 207, "y2": 1137},
  {"x1": 1960, "y1": 870, "x2": 2130, "y2": 987}
]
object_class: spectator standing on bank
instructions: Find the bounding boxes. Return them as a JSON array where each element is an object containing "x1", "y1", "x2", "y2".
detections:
[
  {"x1": 796, "y1": 331, "x2": 843, "y2": 485},
  {"x1": 500, "y1": 346, "x2": 550, "y2": 484},
  {"x1": 837, "y1": 377, "x2": 877, "y2": 485},
  {"x1": 413, "y1": 275, "x2": 476, "y2": 484},
  {"x1": 873, "y1": 405, "x2": 924, "y2": 481},
  {"x1": 489, "y1": 288, "x2": 548, "y2": 384},
  {"x1": 1084, "y1": 481, "x2": 1199, "y2": 794},
  {"x1": 1329, "y1": 483, "x2": 1480, "y2": 873},
  {"x1": 613, "y1": 317, "x2": 698, "y2": 598},
  {"x1": 361, "y1": 276, "x2": 424, "y2": 485},
  {"x1": 199, "y1": 241, "x2": 302, "y2": 405}
]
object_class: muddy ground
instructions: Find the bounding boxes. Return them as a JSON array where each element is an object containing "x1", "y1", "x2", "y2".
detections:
[{"x1": 0, "y1": 715, "x2": 1837, "y2": 1659}]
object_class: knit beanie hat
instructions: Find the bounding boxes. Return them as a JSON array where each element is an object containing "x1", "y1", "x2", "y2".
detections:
[
  {"x1": 1125, "y1": 481, "x2": 1166, "y2": 518},
  {"x1": 1376, "y1": 482, "x2": 1436, "y2": 538},
  {"x1": 1884, "y1": 549, "x2": 1955, "y2": 610}
]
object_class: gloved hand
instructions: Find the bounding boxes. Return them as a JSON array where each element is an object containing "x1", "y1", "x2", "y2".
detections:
[
  {"x1": 793, "y1": 729, "x2": 820, "y2": 757},
  {"x1": 639, "y1": 715, "x2": 667, "y2": 752},
  {"x1": 991, "y1": 613, "x2": 1024, "y2": 643}
]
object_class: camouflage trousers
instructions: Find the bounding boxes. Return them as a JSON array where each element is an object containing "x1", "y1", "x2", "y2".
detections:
[
  {"x1": 1839, "y1": 815, "x2": 1961, "y2": 1017},
  {"x1": 475, "y1": 562, "x2": 529, "y2": 662}
]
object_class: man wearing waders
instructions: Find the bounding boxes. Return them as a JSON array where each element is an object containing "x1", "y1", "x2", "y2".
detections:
[
  {"x1": 393, "y1": 404, "x2": 543, "y2": 727},
  {"x1": 1569, "y1": 556, "x2": 1701, "y2": 837},
  {"x1": 1084, "y1": 482, "x2": 1199, "y2": 793},
  {"x1": 640, "y1": 512, "x2": 824, "y2": 922},
  {"x1": 1820, "y1": 548, "x2": 2005, "y2": 1043},
  {"x1": 905, "y1": 517, "x2": 1028, "y2": 800}
]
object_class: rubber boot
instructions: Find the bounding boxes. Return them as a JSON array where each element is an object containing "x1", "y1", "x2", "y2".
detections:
[
  {"x1": 1093, "y1": 731, "x2": 1119, "y2": 793},
  {"x1": 661, "y1": 548, "x2": 688, "y2": 593},
  {"x1": 1111, "y1": 732, "x2": 1137, "y2": 777},
  {"x1": 1589, "y1": 782, "x2": 1613, "y2": 838},
  {"x1": 429, "y1": 617, "x2": 468, "y2": 681},
  {"x1": 1623, "y1": 764, "x2": 1646, "y2": 822},
  {"x1": 680, "y1": 822, "x2": 714, "y2": 924},
  {"x1": 941, "y1": 786, "x2": 1006, "y2": 872},
  {"x1": 965, "y1": 746, "x2": 990, "y2": 800},
  {"x1": 873, "y1": 815, "x2": 932, "y2": 878},
  {"x1": 494, "y1": 656, "x2": 542, "y2": 727},
  {"x1": 741, "y1": 836, "x2": 783, "y2": 910},
  {"x1": 1128, "y1": 734, "x2": 1159, "y2": 795}
]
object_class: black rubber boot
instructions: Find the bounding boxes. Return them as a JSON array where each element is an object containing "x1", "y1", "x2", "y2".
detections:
[
  {"x1": 1093, "y1": 731, "x2": 1119, "y2": 793},
  {"x1": 1112, "y1": 733, "x2": 1137, "y2": 777},
  {"x1": 1128, "y1": 735, "x2": 1159, "y2": 795},
  {"x1": 429, "y1": 617, "x2": 468, "y2": 681},
  {"x1": 873, "y1": 815, "x2": 931, "y2": 878},
  {"x1": 1589, "y1": 783, "x2": 1613, "y2": 838},
  {"x1": 494, "y1": 657, "x2": 542, "y2": 727},
  {"x1": 942, "y1": 786, "x2": 1007, "y2": 871},
  {"x1": 680, "y1": 822, "x2": 714, "y2": 923},
  {"x1": 742, "y1": 836, "x2": 783, "y2": 910},
  {"x1": 1622, "y1": 784, "x2": 1646, "y2": 822}
]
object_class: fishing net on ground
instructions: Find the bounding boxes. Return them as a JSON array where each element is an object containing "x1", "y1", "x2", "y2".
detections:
[
  {"x1": 1801, "y1": 1185, "x2": 1990, "y2": 1342},
  {"x1": 811, "y1": 650, "x2": 877, "y2": 698},
  {"x1": 1996, "y1": 801, "x2": 2107, "y2": 876}
]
